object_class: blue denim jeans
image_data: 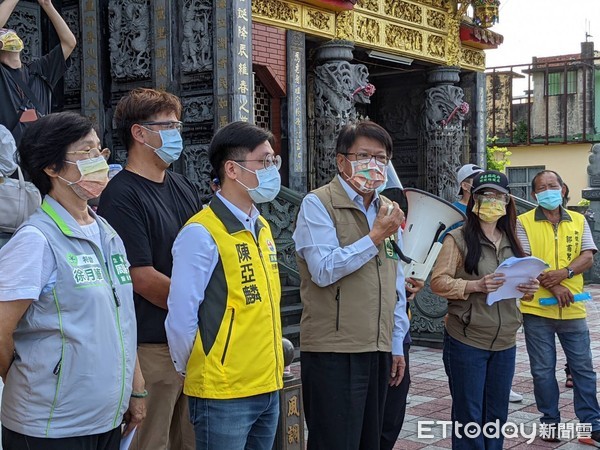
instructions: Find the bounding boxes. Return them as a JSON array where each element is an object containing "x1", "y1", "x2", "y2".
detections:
[
  {"x1": 523, "y1": 314, "x2": 600, "y2": 431},
  {"x1": 443, "y1": 333, "x2": 516, "y2": 450},
  {"x1": 188, "y1": 391, "x2": 279, "y2": 450}
]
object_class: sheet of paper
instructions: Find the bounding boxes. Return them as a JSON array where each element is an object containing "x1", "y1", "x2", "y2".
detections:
[
  {"x1": 120, "y1": 427, "x2": 136, "y2": 450},
  {"x1": 486, "y1": 256, "x2": 549, "y2": 305}
]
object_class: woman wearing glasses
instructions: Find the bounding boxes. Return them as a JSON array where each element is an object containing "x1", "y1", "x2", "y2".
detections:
[
  {"x1": 431, "y1": 170, "x2": 539, "y2": 450},
  {"x1": 0, "y1": 111, "x2": 145, "y2": 450}
]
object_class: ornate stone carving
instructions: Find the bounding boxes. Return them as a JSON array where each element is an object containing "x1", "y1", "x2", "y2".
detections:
[
  {"x1": 6, "y1": 5, "x2": 40, "y2": 64},
  {"x1": 181, "y1": 0, "x2": 213, "y2": 73},
  {"x1": 62, "y1": 6, "x2": 81, "y2": 92},
  {"x1": 410, "y1": 279, "x2": 447, "y2": 335},
  {"x1": 357, "y1": 0, "x2": 379, "y2": 12},
  {"x1": 421, "y1": 67, "x2": 467, "y2": 201},
  {"x1": 335, "y1": 11, "x2": 354, "y2": 40},
  {"x1": 588, "y1": 143, "x2": 600, "y2": 187},
  {"x1": 419, "y1": 0, "x2": 447, "y2": 8},
  {"x1": 313, "y1": 41, "x2": 371, "y2": 187},
  {"x1": 427, "y1": 9, "x2": 447, "y2": 30},
  {"x1": 108, "y1": 0, "x2": 151, "y2": 80},
  {"x1": 258, "y1": 194, "x2": 301, "y2": 283},
  {"x1": 306, "y1": 10, "x2": 332, "y2": 31},
  {"x1": 385, "y1": 24, "x2": 423, "y2": 52},
  {"x1": 356, "y1": 16, "x2": 379, "y2": 43},
  {"x1": 182, "y1": 96, "x2": 213, "y2": 123},
  {"x1": 181, "y1": 143, "x2": 213, "y2": 202},
  {"x1": 384, "y1": 1, "x2": 422, "y2": 24},
  {"x1": 428, "y1": 35, "x2": 446, "y2": 58},
  {"x1": 252, "y1": 0, "x2": 300, "y2": 23}
]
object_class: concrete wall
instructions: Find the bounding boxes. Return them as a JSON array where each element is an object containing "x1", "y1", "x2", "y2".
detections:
[{"x1": 508, "y1": 143, "x2": 592, "y2": 204}]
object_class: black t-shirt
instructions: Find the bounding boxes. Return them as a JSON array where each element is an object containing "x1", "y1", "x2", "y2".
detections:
[
  {"x1": 97, "y1": 169, "x2": 203, "y2": 343},
  {"x1": 0, "y1": 45, "x2": 67, "y2": 145}
]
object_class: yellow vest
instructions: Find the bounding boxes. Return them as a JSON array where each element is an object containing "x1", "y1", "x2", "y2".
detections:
[
  {"x1": 519, "y1": 207, "x2": 586, "y2": 320},
  {"x1": 183, "y1": 197, "x2": 283, "y2": 399}
]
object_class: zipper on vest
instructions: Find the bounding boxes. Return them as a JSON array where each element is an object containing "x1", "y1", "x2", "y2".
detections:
[
  {"x1": 375, "y1": 255, "x2": 383, "y2": 346},
  {"x1": 221, "y1": 308, "x2": 235, "y2": 365},
  {"x1": 490, "y1": 302, "x2": 502, "y2": 350},
  {"x1": 552, "y1": 224, "x2": 564, "y2": 319},
  {"x1": 335, "y1": 287, "x2": 340, "y2": 331},
  {"x1": 92, "y1": 245, "x2": 127, "y2": 429},
  {"x1": 46, "y1": 289, "x2": 66, "y2": 436},
  {"x1": 255, "y1": 238, "x2": 282, "y2": 384}
]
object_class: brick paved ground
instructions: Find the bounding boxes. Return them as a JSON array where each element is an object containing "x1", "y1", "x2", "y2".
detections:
[
  {"x1": 393, "y1": 283, "x2": 600, "y2": 449},
  {"x1": 2, "y1": 285, "x2": 600, "y2": 449}
]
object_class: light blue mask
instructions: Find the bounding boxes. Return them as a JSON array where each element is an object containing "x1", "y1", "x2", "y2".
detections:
[
  {"x1": 143, "y1": 128, "x2": 183, "y2": 165},
  {"x1": 535, "y1": 189, "x2": 563, "y2": 210},
  {"x1": 235, "y1": 163, "x2": 281, "y2": 203}
]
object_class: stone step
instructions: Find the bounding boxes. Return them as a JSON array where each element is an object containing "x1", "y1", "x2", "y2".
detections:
[
  {"x1": 281, "y1": 285, "x2": 301, "y2": 306},
  {"x1": 281, "y1": 303, "x2": 303, "y2": 327}
]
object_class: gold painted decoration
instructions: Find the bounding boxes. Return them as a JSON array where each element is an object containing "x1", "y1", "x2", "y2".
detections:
[
  {"x1": 252, "y1": 0, "x2": 300, "y2": 25},
  {"x1": 356, "y1": 16, "x2": 380, "y2": 43},
  {"x1": 461, "y1": 46, "x2": 485, "y2": 69},
  {"x1": 427, "y1": 34, "x2": 445, "y2": 57},
  {"x1": 306, "y1": 10, "x2": 332, "y2": 31},
  {"x1": 385, "y1": 23, "x2": 423, "y2": 52},
  {"x1": 384, "y1": 1, "x2": 423, "y2": 25},
  {"x1": 427, "y1": 9, "x2": 446, "y2": 30},
  {"x1": 356, "y1": 0, "x2": 379, "y2": 12},
  {"x1": 335, "y1": 10, "x2": 354, "y2": 39}
]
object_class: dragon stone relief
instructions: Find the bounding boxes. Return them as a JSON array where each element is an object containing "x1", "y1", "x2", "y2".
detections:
[
  {"x1": 421, "y1": 84, "x2": 467, "y2": 201},
  {"x1": 62, "y1": 6, "x2": 81, "y2": 92},
  {"x1": 313, "y1": 52, "x2": 371, "y2": 187},
  {"x1": 181, "y1": 0, "x2": 213, "y2": 73},
  {"x1": 108, "y1": 0, "x2": 151, "y2": 80}
]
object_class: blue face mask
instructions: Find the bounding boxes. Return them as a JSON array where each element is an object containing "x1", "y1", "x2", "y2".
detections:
[
  {"x1": 143, "y1": 128, "x2": 183, "y2": 165},
  {"x1": 535, "y1": 188, "x2": 563, "y2": 210},
  {"x1": 235, "y1": 163, "x2": 281, "y2": 203}
]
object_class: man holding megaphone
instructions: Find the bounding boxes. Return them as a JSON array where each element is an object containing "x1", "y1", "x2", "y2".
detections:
[{"x1": 293, "y1": 120, "x2": 420, "y2": 450}]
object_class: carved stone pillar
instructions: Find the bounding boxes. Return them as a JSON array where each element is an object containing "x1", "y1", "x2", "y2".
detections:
[
  {"x1": 287, "y1": 31, "x2": 307, "y2": 193},
  {"x1": 214, "y1": 0, "x2": 253, "y2": 128},
  {"x1": 312, "y1": 40, "x2": 372, "y2": 188},
  {"x1": 583, "y1": 143, "x2": 600, "y2": 282},
  {"x1": 411, "y1": 66, "x2": 469, "y2": 346},
  {"x1": 81, "y1": 0, "x2": 104, "y2": 133},
  {"x1": 420, "y1": 66, "x2": 469, "y2": 202}
]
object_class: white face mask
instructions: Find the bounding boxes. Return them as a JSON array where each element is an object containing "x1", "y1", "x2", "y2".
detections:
[
  {"x1": 233, "y1": 163, "x2": 281, "y2": 203},
  {"x1": 59, "y1": 156, "x2": 109, "y2": 200}
]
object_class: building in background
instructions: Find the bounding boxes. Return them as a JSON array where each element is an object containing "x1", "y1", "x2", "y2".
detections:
[{"x1": 487, "y1": 41, "x2": 600, "y2": 204}]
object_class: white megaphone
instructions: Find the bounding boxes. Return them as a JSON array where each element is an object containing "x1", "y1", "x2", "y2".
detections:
[{"x1": 392, "y1": 188, "x2": 466, "y2": 280}]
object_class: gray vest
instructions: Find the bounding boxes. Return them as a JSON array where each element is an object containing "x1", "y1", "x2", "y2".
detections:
[{"x1": 1, "y1": 196, "x2": 137, "y2": 438}]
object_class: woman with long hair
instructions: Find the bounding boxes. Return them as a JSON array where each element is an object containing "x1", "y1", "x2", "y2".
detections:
[{"x1": 431, "y1": 170, "x2": 539, "y2": 450}]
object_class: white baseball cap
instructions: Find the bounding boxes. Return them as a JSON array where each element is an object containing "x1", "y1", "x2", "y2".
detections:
[{"x1": 456, "y1": 164, "x2": 484, "y2": 195}]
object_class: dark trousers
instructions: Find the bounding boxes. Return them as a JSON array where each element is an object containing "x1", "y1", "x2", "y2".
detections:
[
  {"x1": 380, "y1": 342, "x2": 411, "y2": 450},
  {"x1": 301, "y1": 351, "x2": 391, "y2": 450},
  {"x1": 2, "y1": 425, "x2": 121, "y2": 450}
]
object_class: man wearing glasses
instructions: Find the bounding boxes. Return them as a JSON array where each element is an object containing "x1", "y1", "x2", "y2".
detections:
[
  {"x1": 293, "y1": 120, "x2": 412, "y2": 449},
  {"x1": 165, "y1": 121, "x2": 283, "y2": 449},
  {"x1": 98, "y1": 88, "x2": 202, "y2": 450}
]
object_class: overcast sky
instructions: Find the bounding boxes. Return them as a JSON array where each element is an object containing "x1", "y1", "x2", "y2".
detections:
[{"x1": 484, "y1": 0, "x2": 599, "y2": 69}]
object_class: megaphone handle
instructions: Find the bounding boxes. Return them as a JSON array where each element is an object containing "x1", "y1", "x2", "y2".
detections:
[{"x1": 389, "y1": 236, "x2": 412, "y2": 264}]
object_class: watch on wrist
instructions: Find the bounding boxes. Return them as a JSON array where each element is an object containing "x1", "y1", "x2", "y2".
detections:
[{"x1": 566, "y1": 267, "x2": 575, "y2": 279}]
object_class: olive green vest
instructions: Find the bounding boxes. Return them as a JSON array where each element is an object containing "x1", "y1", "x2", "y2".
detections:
[{"x1": 297, "y1": 177, "x2": 399, "y2": 352}]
